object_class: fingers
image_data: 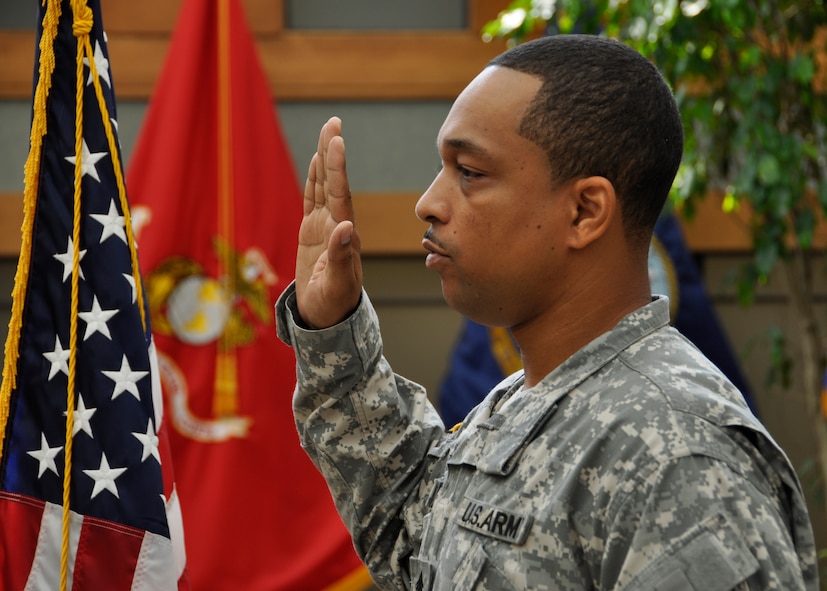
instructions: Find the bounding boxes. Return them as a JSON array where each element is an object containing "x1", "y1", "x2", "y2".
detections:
[
  {"x1": 313, "y1": 122, "x2": 327, "y2": 208},
  {"x1": 314, "y1": 117, "x2": 342, "y2": 208},
  {"x1": 303, "y1": 154, "x2": 318, "y2": 217},
  {"x1": 324, "y1": 136, "x2": 360, "y2": 269},
  {"x1": 325, "y1": 135, "x2": 355, "y2": 226},
  {"x1": 304, "y1": 117, "x2": 354, "y2": 226},
  {"x1": 322, "y1": 219, "x2": 363, "y2": 322}
]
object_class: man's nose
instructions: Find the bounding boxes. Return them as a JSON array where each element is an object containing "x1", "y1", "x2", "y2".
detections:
[{"x1": 415, "y1": 171, "x2": 448, "y2": 224}]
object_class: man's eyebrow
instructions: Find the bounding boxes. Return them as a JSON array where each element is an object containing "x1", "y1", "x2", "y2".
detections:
[{"x1": 439, "y1": 137, "x2": 491, "y2": 157}]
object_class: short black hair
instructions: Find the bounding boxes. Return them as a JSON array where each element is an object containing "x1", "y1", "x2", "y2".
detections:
[{"x1": 489, "y1": 34, "x2": 684, "y2": 247}]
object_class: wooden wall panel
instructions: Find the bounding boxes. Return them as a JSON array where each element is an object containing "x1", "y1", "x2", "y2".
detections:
[
  {"x1": 256, "y1": 32, "x2": 502, "y2": 100},
  {"x1": 0, "y1": 192, "x2": 426, "y2": 257},
  {"x1": 0, "y1": 31, "x2": 37, "y2": 97},
  {"x1": 0, "y1": 194, "x2": 25, "y2": 258},
  {"x1": 0, "y1": 191, "x2": 767, "y2": 258},
  {"x1": 0, "y1": 0, "x2": 504, "y2": 100}
]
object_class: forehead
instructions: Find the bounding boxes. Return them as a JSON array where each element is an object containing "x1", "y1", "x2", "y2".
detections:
[{"x1": 437, "y1": 66, "x2": 542, "y2": 154}]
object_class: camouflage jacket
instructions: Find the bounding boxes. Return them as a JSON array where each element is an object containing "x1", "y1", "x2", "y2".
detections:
[{"x1": 276, "y1": 284, "x2": 818, "y2": 591}]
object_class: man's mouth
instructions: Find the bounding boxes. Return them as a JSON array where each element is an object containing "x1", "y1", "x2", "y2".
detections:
[{"x1": 422, "y1": 230, "x2": 450, "y2": 268}]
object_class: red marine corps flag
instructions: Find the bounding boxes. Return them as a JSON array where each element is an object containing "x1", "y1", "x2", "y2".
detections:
[
  {"x1": 126, "y1": 0, "x2": 370, "y2": 589},
  {"x1": 0, "y1": 0, "x2": 187, "y2": 589}
]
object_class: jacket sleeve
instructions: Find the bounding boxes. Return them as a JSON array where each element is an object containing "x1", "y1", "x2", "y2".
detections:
[{"x1": 276, "y1": 282, "x2": 449, "y2": 590}]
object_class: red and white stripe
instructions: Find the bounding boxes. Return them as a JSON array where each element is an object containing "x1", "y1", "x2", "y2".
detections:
[
  {"x1": 149, "y1": 338, "x2": 188, "y2": 587},
  {"x1": 0, "y1": 491, "x2": 180, "y2": 591}
]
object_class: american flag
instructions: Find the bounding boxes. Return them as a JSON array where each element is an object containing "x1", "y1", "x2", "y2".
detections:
[{"x1": 0, "y1": 1, "x2": 187, "y2": 589}]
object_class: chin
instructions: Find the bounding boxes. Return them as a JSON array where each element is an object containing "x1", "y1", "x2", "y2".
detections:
[
  {"x1": 439, "y1": 286, "x2": 465, "y2": 316},
  {"x1": 440, "y1": 276, "x2": 492, "y2": 319},
  {"x1": 443, "y1": 292, "x2": 488, "y2": 325}
]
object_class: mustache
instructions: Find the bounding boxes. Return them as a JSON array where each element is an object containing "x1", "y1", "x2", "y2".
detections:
[{"x1": 423, "y1": 228, "x2": 446, "y2": 250}]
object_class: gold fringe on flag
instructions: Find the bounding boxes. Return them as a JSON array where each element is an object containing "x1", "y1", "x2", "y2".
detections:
[{"x1": 0, "y1": 0, "x2": 63, "y2": 457}]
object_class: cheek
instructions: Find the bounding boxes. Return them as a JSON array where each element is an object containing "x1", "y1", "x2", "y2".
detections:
[{"x1": 474, "y1": 210, "x2": 517, "y2": 242}]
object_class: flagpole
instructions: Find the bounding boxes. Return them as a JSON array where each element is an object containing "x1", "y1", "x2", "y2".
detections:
[{"x1": 215, "y1": 0, "x2": 239, "y2": 419}]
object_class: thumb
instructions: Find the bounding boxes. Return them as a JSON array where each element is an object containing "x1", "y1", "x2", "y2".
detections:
[
  {"x1": 328, "y1": 220, "x2": 355, "y2": 262},
  {"x1": 322, "y1": 220, "x2": 362, "y2": 324},
  {"x1": 336, "y1": 220, "x2": 354, "y2": 249},
  {"x1": 326, "y1": 220, "x2": 362, "y2": 292}
]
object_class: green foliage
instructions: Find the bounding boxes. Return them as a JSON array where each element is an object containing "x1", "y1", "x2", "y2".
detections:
[
  {"x1": 484, "y1": 0, "x2": 827, "y2": 301},
  {"x1": 801, "y1": 456, "x2": 825, "y2": 504},
  {"x1": 766, "y1": 324, "x2": 794, "y2": 388}
]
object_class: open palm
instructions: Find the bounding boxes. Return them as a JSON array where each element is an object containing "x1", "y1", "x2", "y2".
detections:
[{"x1": 295, "y1": 117, "x2": 363, "y2": 329}]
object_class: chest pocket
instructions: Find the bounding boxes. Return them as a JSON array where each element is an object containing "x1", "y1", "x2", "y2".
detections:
[
  {"x1": 410, "y1": 543, "x2": 520, "y2": 591},
  {"x1": 446, "y1": 404, "x2": 559, "y2": 476}
]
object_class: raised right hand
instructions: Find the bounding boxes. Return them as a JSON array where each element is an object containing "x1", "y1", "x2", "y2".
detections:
[{"x1": 295, "y1": 117, "x2": 363, "y2": 329}]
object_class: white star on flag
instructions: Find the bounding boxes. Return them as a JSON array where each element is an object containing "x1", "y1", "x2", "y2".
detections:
[
  {"x1": 132, "y1": 419, "x2": 160, "y2": 463},
  {"x1": 111, "y1": 118, "x2": 122, "y2": 149},
  {"x1": 84, "y1": 40, "x2": 111, "y2": 88},
  {"x1": 123, "y1": 273, "x2": 137, "y2": 303},
  {"x1": 53, "y1": 237, "x2": 87, "y2": 282},
  {"x1": 64, "y1": 393, "x2": 97, "y2": 438},
  {"x1": 83, "y1": 451, "x2": 127, "y2": 499},
  {"x1": 64, "y1": 138, "x2": 108, "y2": 182},
  {"x1": 90, "y1": 199, "x2": 127, "y2": 244},
  {"x1": 78, "y1": 295, "x2": 118, "y2": 340},
  {"x1": 43, "y1": 335, "x2": 70, "y2": 380},
  {"x1": 102, "y1": 354, "x2": 149, "y2": 401},
  {"x1": 26, "y1": 433, "x2": 63, "y2": 478}
]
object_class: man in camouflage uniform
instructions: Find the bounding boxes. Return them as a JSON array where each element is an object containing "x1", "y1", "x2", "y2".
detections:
[{"x1": 276, "y1": 35, "x2": 818, "y2": 590}]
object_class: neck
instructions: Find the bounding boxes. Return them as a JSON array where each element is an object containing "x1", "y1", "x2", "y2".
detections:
[{"x1": 513, "y1": 271, "x2": 651, "y2": 389}]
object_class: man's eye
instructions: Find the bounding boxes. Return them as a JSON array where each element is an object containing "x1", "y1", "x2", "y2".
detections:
[{"x1": 458, "y1": 166, "x2": 483, "y2": 179}]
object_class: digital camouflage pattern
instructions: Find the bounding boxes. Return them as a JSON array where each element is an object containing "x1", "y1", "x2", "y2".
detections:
[{"x1": 277, "y1": 284, "x2": 818, "y2": 590}]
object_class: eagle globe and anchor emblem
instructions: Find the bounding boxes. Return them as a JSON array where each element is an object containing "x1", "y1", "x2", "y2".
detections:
[{"x1": 138, "y1": 208, "x2": 278, "y2": 442}]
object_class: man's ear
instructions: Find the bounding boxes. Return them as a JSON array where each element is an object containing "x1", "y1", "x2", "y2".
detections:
[{"x1": 567, "y1": 176, "x2": 616, "y2": 250}]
